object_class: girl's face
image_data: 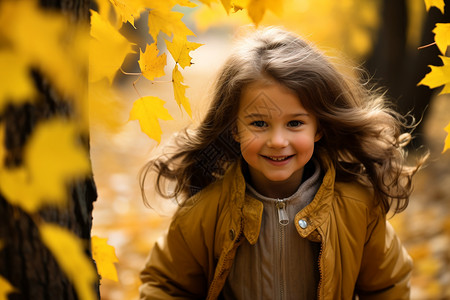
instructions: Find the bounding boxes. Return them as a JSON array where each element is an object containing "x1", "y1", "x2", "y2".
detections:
[{"x1": 235, "y1": 81, "x2": 321, "y2": 198}]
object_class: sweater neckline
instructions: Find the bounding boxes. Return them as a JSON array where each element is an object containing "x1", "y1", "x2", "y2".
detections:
[{"x1": 246, "y1": 159, "x2": 321, "y2": 204}]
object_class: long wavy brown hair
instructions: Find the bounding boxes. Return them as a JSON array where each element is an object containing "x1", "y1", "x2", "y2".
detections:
[{"x1": 140, "y1": 27, "x2": 426, "y2": 214}]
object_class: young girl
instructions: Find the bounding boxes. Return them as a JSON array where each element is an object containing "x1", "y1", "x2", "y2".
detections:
[{"x1": 139, "y1": 27, "x2": 425, "y2": 299}]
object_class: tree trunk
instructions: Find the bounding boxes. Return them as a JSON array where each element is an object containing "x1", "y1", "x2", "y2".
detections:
[
  {"x1": 0, "y1": 0, "x2": 99, "y2": 299},
  {"x1": 365, "y1": 0, "x2": 450, "y2": 150}
]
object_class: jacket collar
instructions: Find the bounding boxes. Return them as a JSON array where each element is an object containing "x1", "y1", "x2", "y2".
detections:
[
  {"x1": 224, "y1": 161, "x2": 263, "y2": 245},
  {"x1": 224, "y1": 157, "x2": 336, "y2": 243},
  {"x1": 294, "y1": 163, "x2": 335, "y2": 239}
]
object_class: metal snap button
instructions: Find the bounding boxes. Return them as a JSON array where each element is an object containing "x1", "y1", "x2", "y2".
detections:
[{"x1": 298, "y1": 219, "x2": 308, "y2": 229}]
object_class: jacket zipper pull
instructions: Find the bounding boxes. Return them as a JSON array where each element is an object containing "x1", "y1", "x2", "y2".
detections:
[{"x1": 276, "y1": 199, "x2": 289, "y2": 226}]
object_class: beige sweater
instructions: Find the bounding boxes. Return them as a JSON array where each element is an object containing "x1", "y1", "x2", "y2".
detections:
[{"x1": 222, "y1": 160, "x2": 321, "y2": 299}]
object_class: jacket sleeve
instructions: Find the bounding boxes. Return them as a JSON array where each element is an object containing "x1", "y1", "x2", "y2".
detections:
[
  {"x1": 139, "y1": 218, "x2": 208, "y2": 300},
  {"x1": 355, "y1": 210, "x2": 412, "y2": 300}
]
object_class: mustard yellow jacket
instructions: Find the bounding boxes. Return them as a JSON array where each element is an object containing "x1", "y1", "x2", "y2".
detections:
[{"x1": 140, "y1": 161, "x2": 412, "y2": 300}]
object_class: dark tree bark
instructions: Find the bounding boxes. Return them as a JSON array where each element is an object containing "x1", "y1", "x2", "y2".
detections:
[
  {"x1": 365, "y1": 0, "x2": 450, "y2": 150},
  {"x1": 0, "y1": 1, "x2": 99, "y2": 299}
]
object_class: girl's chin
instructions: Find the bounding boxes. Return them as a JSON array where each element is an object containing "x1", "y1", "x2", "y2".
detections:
[{"x1": 260, "y1": 172, "x2": 299, "y2": 183}]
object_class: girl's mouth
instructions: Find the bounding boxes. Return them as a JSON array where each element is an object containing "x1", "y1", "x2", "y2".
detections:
[{"x1": 262, "y1": 155, "x2": 294, "y2": 162}]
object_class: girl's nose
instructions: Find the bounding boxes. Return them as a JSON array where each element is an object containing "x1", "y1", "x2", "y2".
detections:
[{"x1": 267, "y1": 129, "x2": 288, "y2": 148}]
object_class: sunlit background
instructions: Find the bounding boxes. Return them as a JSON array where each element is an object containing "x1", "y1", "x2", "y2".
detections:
[{"x1": 90, "y1": 1, "x2": 450, "y2": 299}]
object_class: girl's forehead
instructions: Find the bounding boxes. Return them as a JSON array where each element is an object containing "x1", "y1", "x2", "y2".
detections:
[{"x1": 239, "y1": 80, "x2": 310, "y2": 116}]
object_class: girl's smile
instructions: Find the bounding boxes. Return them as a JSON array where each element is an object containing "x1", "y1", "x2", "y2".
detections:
[
  {"x1": 262, "y1": 155, "x2": 294, "y2": 162},
  {"x1": 235, "y1": 80, "x2": 322, "y2": 198}
]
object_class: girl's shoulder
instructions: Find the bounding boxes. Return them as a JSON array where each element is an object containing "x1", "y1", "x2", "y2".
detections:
[
  {"x1": 333, "y1": 180, "x2": 380, "y2": 214},
  {"x1": 329, "y1": 181, "x2": 385, "y2": 231},
  {"x1": 320, "y1": 156, "x2": 374, "y2": 207},
  {"x1": 320, "y1": 156, "x2": 376, "y2": 209},
  {"x1": 168, "y1": 162, "x2": 245, "y2": 252},
  {"x1": 334, "y1": 181, "x2": 374, "y2": 203},
  {"x1": 174, "y1": 162, "x2": 244, "y2": 221}
]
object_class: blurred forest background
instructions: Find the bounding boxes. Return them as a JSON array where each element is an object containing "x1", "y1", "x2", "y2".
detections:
[{"x1": 89, "y1": 1, "x2": 450, "y2": 299}]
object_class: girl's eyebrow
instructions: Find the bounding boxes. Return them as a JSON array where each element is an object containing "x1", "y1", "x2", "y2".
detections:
[
  {"x1": 243, "y1": 112, "x2": 310, "y2": 118},
  {"x1": 289, "y1": 113, "x2": 310, "y2": 117},
  {"x1": 243, "y1": 113, "x2": 269, "y2": 118}
]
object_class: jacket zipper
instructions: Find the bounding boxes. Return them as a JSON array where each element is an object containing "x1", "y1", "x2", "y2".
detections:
[
  {"x1": 317, "y1": 236, "x2": 324, "y2": 299},
  {"x1": 276, "y1": 199, "x2": 289, "y2": 225},
  {"x1": 277, "y1": 199, "x2": 288, "y2": 300}
]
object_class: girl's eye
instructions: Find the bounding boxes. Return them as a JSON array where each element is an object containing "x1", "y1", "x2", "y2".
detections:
[
  {"x1": 250, "y1": 121, "x2": 267, "y2": 128},
  {"x1": 287, "y1": 120, "x2": 303, "y2": 127}
]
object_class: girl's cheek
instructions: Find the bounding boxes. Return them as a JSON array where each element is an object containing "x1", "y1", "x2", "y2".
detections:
[{"x1": 240, "y1": 129, "x2": 260, "y2": 145}]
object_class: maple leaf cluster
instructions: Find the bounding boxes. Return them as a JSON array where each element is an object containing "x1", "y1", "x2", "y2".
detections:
[
  {"x1": 90, "y1": 0, "x2": 203, "y2": 143},
  {"x1": 90, "y1": 0, "x2": 288, "y2": 145},
  {"x1": 133, "y1": 3, "x2": 204, "y2": 142},
  {"x1": 113, "y1": 0, "x2": 283, "y2": 143}
]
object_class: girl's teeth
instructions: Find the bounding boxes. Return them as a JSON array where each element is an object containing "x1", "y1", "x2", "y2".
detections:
[{"x1": 269, "y1": 156, "x2": 287, "y2": 161}]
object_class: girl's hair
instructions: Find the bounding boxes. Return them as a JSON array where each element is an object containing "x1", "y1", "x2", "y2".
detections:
[{"x1": 141, "y1": 27, "x2": 426, "y2": 214}]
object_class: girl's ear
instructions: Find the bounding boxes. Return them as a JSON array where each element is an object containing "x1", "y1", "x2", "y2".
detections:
[{"x1": 314, "y1": 130, "x2": 323, "y2": 142}]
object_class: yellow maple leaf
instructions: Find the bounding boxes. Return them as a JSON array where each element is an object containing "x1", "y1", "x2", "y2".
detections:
[
  {"x1": 0, "y1": 119, "x2": 90, "y2": 213},
  {"x1": 0, "y1": 276, "x2": 17, "y2": 300},
  {"x1": 433, "y1": 23, "x2": 450, "y2": 54},
  {"x1": 92, "y1": 236, "x2": 119, "y2": 282},
  {"x1": 424, "y1": 0, "x2": 445, "y2": 14},
  {"x1": 195, "y1": 0, "x2": 284, "y2": 26},
  {"x1": 148, "y1": 9, "x2": 194, "y2": 41},
  {"x1": 246, "y1": 0, "x2": 283, "y2": 25},
  {"x1": 109, "y1": 0, "x2": 139, "y2": 28},
  {"x1": 165, "y1": 36, "x2": 203, "y2": 68},
  {"x1": 40, "y1": 224, "x2": 97, "y2": 300},
  {"x1": 443, "y1": 122, "x2": 450, "y2": 153},
  {"x1": 109, "y1": 0, "x2": 161, "y2": 28},
  {"x1": 138, "y1": 43, "x2": 167, "y2": 81},
  {"x1": 418, "y1": 56, "x2": 450, "y2": 94},
  {"x1": 129, "y1": 96, "x2": 173, "y2": 143},
  {"x1": 193, "y1": 1, "x2": 248, "y2": 31},
  {"x1": 0, "y1": 50, "x2": 36, "y2": 111},
  {"x1": 220, "y1": 0, "x2": 232, "y2": 12},
  {"x1": 246, "y1": 0, "x2": 265, "y2": 25},
  {"x1": 90, "y1": 10, "x2": 133, "y2": 83},
  {"x1": 172, "y1": 65, "x2": 192, "y2": 117}
]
